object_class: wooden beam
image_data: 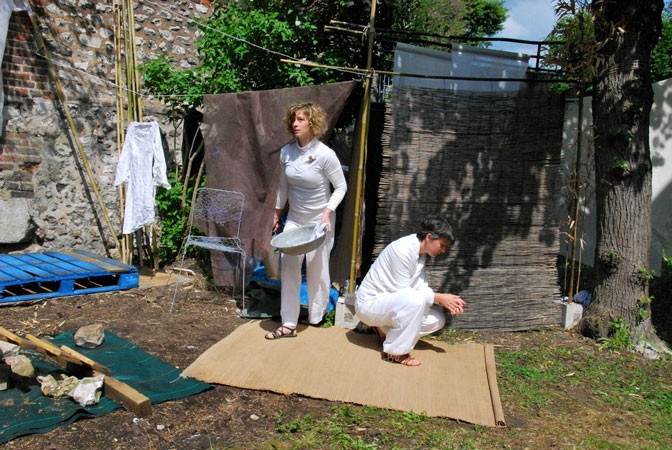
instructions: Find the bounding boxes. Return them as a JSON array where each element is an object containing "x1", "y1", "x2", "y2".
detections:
[
  {"x1": 95, "y1": 370, "x2": 152, "y2": 417},
  {"x1": 60, "y1": 345, "x2": 112, "y2": 375}
]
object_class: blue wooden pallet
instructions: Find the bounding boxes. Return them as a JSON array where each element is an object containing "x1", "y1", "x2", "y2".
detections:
[{"x1": 0, "y1": 250, "x2": 139, "y2": 305}]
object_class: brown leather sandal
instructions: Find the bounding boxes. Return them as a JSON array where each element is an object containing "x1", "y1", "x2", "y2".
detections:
[{"x1": 265, "y1": 325, "x2": 297, "y2": 340}]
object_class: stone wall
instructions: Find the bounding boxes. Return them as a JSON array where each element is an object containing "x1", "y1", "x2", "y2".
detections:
[{"x1": 0, "y1": 0, "x2": 210, "y2": 257}]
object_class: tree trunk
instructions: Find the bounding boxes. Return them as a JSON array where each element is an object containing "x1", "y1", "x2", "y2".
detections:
[{"x1": 581, "y1": 0, "x2": 664, "y2": 343}]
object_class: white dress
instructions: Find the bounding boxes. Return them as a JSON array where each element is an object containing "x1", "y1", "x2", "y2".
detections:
[
  {"x1": 356, "y1": 234, "x2": 445, "y2": 355},
  {"x1": 114, "y1": 121, "x2": 171, "y2": 234}
]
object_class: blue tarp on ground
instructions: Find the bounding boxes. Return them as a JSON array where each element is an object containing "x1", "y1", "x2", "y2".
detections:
[{"x1": 248, "y1": 264, "x2": 339, "y2": 315}]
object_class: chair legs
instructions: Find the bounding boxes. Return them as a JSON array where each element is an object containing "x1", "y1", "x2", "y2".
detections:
[
  {"x1": 169, "y1": 247, "x2": 189, "y2": 314},
  {"x1": 170, "y1": 248, "x2": 247, "y2": 316},
  {"x1": 240, "y1": 256, "x2": 247, "y2": 317}
]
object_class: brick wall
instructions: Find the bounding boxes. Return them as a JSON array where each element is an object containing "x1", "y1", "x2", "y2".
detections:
[
  {"x1": 1, "y1": 10, "x2": 50, "y2": 204},
  {"x1": 0, "y1": 0, "x2": 209, "y2": 254}
]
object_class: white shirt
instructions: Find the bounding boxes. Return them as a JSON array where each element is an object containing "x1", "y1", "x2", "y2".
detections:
[
  {"x1": 275, "y1": 138, "x2": 347, "y2": 223},
  {"x1": 114, "y1": 121, "x2": 171, "y2": 234},
  {"x1": 357, "y1": 234, "x2": 435, "y2": 306}
]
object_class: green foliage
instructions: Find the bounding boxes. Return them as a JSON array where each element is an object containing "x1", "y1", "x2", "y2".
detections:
[
  {"x1": 140, "y1": 56, "x2": 206, "y2": 121},
  {"x1": 392, "y1": 0, "x2": 467, "y2": 35},
  {"x1": 598, "y1": 319, "x2": 634, "y2": 351},
  {"x1": 141, "y1": 1, "x2": 358, "y2": 120},
  {"x1": 637, "y1": 268, "x2": 655, "y2": 284},
  {"x1": 612, "y1": 156, "x2": 630, "y2": 171},
  {"x1": 155, "y1": 174, "x2": 189, "y2": 264},
  {"x1": 275, "y1": 413, "x2": 313, "y2": 433},
  {"x1": 390, "y1": 0, "x2": 508, "y2": 47},
  {"x1": 322, "y1": 308, "x2": 336, "y2": 327},
  {"x1": 546, "y1": 2, "x2": 671, "y2": 89},
  {"x1": 463, "y1": 0, "x2": 508, "y2": 41},
  {"x1": 651, "y1": 5, "x2": 672, "y2": 82},
  {"x1": 543, "y1": 3, "x2": 599, "y2": 89},
  {"x1": 196, "y1": 3, "x2": 321, "y2": 92},
  {"x1": 154, "y1": 174, "x2": 203, "y2": 264},
  {"x1": 637, "y1": 294, "x2": 653, "y2": 322}
]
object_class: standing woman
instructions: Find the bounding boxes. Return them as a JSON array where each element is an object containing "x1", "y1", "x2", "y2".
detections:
[{"x1": 265, "y1": 102, "x2": 347, "y2": 340}]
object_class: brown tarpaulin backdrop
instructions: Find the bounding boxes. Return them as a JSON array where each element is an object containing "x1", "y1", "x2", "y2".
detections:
[{"x1": 200, "y1": 81, "x2": 357, "y2": 286}]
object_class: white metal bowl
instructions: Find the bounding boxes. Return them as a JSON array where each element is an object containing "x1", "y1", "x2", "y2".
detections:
[{"x1": 270, "y1": 224, "x2": 327, "y2": 255}]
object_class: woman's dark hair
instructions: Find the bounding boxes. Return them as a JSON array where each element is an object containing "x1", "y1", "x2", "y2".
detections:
[{"x1": 416, "y1": 214, "x2": 454, "y2": 242}]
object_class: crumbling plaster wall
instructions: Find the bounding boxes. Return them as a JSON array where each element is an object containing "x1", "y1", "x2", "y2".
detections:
[{"x1": 0, "y1": 0, "x2": 210, "y2": 256}]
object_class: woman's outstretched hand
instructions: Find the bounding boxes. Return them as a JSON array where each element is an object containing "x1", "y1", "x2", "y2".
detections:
[{"x1": 436, "y1": 293, "x2": 466, "y2": 316}]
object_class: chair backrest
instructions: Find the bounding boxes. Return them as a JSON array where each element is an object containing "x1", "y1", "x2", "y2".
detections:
[{"x1": 190, "y1": 188, "x2": 245, "y2": 238}]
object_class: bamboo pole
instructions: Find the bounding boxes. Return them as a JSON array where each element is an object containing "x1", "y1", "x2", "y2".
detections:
[
  {"x1": 347, "y1": 1, "x2": 377, "y2": 294},
  {"x1": 567, "y1": 86, "x2": 586, "y2": 304},
  {"x1": 27, "y1": 11, "x2": 120, "y2": 252},
  {"x1": 114, "y1": 0, "x2": 130, "y2": 264}
]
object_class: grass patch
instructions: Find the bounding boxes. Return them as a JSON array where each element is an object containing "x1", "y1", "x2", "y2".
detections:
[{"x1": 251, "y1": 329, "x2": 672, "y2": 450}]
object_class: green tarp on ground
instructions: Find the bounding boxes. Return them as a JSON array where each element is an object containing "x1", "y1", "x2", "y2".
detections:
[{"x1": 0, "y1": 330, "x2": 211, "y2": 444}]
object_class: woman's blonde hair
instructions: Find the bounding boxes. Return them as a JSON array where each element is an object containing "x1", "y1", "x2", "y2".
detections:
[{"x1": 284, "y1": 102, "x2": 328, "y2": 139}]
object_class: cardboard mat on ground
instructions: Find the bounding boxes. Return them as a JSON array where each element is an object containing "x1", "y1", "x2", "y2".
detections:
[{"x1": 183, "y1": 321, "x2": 506, "y2": 427}]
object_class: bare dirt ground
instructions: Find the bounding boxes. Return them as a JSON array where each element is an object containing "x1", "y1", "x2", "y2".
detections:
[{"x1": 1, "y1": 268, "x2": 670, "y2": 449}]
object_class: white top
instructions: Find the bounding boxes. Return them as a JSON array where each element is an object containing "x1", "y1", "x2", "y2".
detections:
[
  {"x1": 356, "y1": 234, "x2": 435, "y2": 306},
  {"x1": 275, "y1": 138, "x2": 347, "y2": 223},
  {"x1": 114, "y1": 121, "x2": 171, "y2": 234}
]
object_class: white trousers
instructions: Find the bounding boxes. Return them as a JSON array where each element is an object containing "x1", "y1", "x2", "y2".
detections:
[
  {"x1": 280, "y1": 218, "x2": 335, "y2": 327},
  {"x1": 355, "y1": 288, "x2": 446, "y2": 356}
]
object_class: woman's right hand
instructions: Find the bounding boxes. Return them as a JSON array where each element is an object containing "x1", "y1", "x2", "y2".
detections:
[
  {"x1": 436, "y1": 293, "x2": 466, "y2": 316},
  {"x1": 273, "y1": 209, "x2": 283, "y2": 232}
]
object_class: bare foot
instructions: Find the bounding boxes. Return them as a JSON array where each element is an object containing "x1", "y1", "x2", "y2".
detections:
[{"x1": 383, "y1": 352, "x2": 422, "y2": 366}]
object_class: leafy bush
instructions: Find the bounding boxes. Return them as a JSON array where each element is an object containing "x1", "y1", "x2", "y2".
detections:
[{"x1": 155, "y1": 174, "x2": 194, "y2": 265}]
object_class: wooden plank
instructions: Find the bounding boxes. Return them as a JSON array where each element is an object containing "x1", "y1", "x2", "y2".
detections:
[
  {"x1": 25, "y1": 334, "x2": 62, "y2": 356},
  {"x1": 0, "y1": 326, "x2": 27, "y2": 346},
  {"x1": 0, "y1": 262, "x2": 36, "y2": 281},
  {"x1": 0, "y1": 255, "x2": 57, "y2": 278},
  {"x1": 47, "y1": 252, "x2": 110, "y2": 274},
  {"x1": 26, "y1": 253, "x2": 95, "y2": 276},
  {"x1": 19, "y1": 334, "x2": 112, "y2": 374},
  {"x1": 94, "y1": 371, "x2": 152, "y2": 417},
  {"x1": 62, "y1": 250, "x2": 135, "y2": 273},
  {"x1": 60, "y1": 345, "x2": 111, "y2": 374}
]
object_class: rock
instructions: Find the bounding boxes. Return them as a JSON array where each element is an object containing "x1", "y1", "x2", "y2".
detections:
[
  {"x1": 74, "y1": 323, "x2": 105, "y2": 348},
  {"x1": 0, "y1": 363, "x2": 10, "y2": 390},
  {"x1": 69, "y1": 375, "x2": 104, "y2": 406},
  {"x1": 0, "y1": 340, "x2": 20, "y2": 359},
  {"x1": 5, "y1": 355, "x2": 35, "y2": 378},
  {"x1": 37, "y1": 374, "x2": 80, "y2": 399}
]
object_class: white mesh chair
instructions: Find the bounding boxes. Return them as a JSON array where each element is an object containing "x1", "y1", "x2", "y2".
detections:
[{"x1": 170, "y1": 188, "x2": 247, "y2": 314}]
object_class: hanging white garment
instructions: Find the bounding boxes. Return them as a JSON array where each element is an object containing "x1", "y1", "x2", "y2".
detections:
[{"x1": 114, "y1": 121, "x2": 171, "y2": 234}]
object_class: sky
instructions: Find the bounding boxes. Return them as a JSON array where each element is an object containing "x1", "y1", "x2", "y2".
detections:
[{"x1": 489, "y1": 0, "x2": 558, "y2": 57}]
